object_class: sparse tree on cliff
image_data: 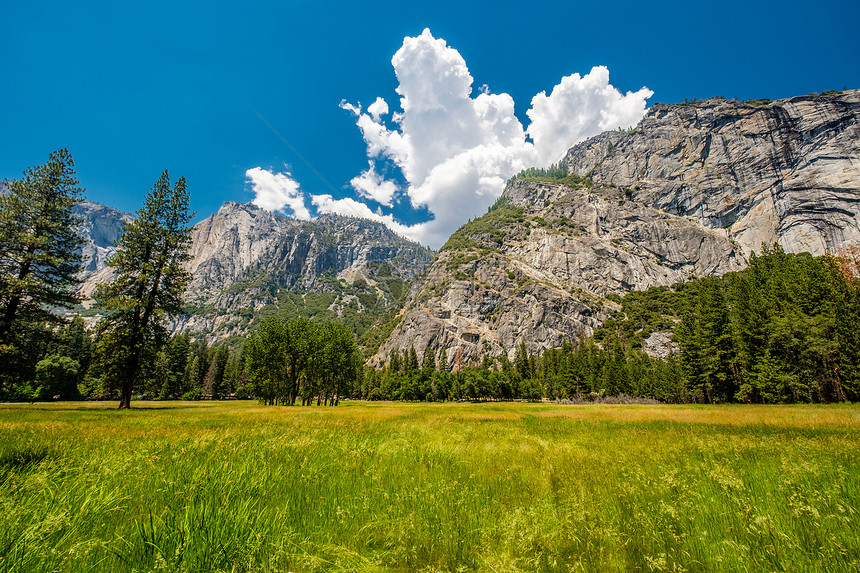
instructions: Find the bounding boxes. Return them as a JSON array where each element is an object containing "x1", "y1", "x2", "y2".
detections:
[{"x1": 94, "y1": 170, "x2": 192, "y2": 409}]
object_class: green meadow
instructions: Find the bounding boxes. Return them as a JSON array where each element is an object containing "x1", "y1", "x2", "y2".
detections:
[{"x1": 1, "y1": 401, "x2": 858, "y2": 572}]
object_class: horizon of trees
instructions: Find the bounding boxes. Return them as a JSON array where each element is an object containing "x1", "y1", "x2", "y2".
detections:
[
  {"x1": 5, "y1": 246, "x2": 857, "y2": 406},
  {"x1": 2, "y1": 152, "x2": 859, "y2": 405}
]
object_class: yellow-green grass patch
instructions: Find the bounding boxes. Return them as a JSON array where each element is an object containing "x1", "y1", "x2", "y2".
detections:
[{"x1": 1, "y1": 401, "x2": 858, "y2": 572}]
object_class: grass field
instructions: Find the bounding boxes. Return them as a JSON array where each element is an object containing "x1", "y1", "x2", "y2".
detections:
[{"x1": 1, "y1": 401, "x2": 858, "y2": 572}]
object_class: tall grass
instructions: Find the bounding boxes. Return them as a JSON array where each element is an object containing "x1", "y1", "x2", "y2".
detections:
[{"x1": 0, "y1": 401, "x2": 858, "y2": 572}]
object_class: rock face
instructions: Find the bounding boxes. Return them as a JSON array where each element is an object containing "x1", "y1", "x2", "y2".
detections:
[
  {"x1": 73, "y1": 201, "x2": 133, "y2": 300},
  {"x1": 566, "y1": 92, "x2": 860, "y2": 257},
  {"x1": 377, "y1": 91, "x2": 860, "y2": 369},
  {"x1": 176, "y1": 203, "x2": 434, "y2": 338},
  {"x1": 184, "y1": 202, "x2": 300, "y2": 303},
  {"x1": 75, "y1": 200, "x2": 434, "y2": 339}
]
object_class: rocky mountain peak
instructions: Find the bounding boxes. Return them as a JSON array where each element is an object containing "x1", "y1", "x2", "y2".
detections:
[
  {"x1": 374, "y1": 91, "x2": 860, "y2": 369},
  {"x1": 72, "y1": 198, "x2": 435, "y2": 340},
  {"x1": 565, "y1": 90, "x2": 860, "y2": 257}
]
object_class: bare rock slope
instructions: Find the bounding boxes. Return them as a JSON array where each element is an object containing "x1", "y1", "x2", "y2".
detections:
[
  {"x1": 376, "y1": 91, "x2": 860, "y2": 368},
  {"x1": 76, "y1": 201, "x2": 434, "y2": 339}
]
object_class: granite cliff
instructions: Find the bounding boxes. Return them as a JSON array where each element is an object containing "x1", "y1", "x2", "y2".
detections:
[
  {"x1": 175, "y1": 202, "x2": 433, "y2": 338},
  {"x1": 75, "y1": 201, "x2": 434, "y2": 339},
  {"x1": 74, "y1": 201, "x2": 133, "y2": 299},
  {"x1": 375, "y1": 91, "x2": 860, "y2": 368}
]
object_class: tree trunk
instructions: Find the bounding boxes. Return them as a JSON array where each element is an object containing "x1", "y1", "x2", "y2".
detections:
[
  {"x1": 0, "y1": 294, "x2": 21, "y2": 343},
  {"x1": 0, "y1": 251, "x2": 35, "y2": 344},
  {"x1": 118, "y1": 381, "x2": 133, "y2": 409},
  {"x1": 118, "y1": 340, "x2": 143, "y2": 409}
]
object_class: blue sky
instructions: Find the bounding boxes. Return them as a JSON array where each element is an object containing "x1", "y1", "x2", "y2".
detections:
[{"x1": 2, "y1": 0, "x2": 858, "y2": 247}]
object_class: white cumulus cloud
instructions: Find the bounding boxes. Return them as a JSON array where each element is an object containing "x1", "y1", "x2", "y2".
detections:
[
  {"x1": 311, "y1": 194, "x2": 423, "y2": 239},
  {"x1": 350, "y1": 161, "x2": 398, "y2": 206},
  {"x1": 527, "y1": 66, "x2": 654, "y2": 167},
  {"x1": 251, "y1": 29, "x2": 652, "y2": 248},
  {"x1": 367, "y1": 97, "x2": 389, "y2": 121},
  {"x1": 246, "y1": 167, "x2": 311, "y2": 220},
  {"x1": 330, "y1": 29, "x2": 653, "y2": 247},
  {"x1": 330, "y1": 29, "x2": 539, "y2": 246}
]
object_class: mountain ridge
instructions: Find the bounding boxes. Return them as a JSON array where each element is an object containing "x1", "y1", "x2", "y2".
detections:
[
  {"x1": 74, "y1": 200, "x2": 435, "y2": 341},
  {"x1": 373, "y1": 90, "x2": 860, "y2": 368}
]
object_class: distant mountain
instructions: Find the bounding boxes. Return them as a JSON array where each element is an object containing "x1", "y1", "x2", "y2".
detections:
[
  {"x1": 73, "y1": 201, "x2": 133, "y2": 299},
  {"x1": 376, "y1": 90, "x2": 860, "y2": 368},
  {"x1": 74, "y1": 200, "x2": 435, "y2": 341},
  {"x1": 175, "y1": 202, "x2": 434, "y2": 339}
]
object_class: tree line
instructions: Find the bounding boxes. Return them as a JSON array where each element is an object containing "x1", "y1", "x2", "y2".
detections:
[
  {"x1": 364, "y1": 341, "x2": 683, "y2": 403},
  {"x1": 369, "y1": 245, "x2": 858, "y2": 404},
  {"x1": 2, "y1": 150, "x2": 858, "y2": 406}
]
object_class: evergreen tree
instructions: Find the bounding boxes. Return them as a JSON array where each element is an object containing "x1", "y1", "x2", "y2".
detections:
[
  {"x1": 0, "y1": 149, "x2": 85, "y2": 356},
  {"x1": 163, "y1": 333, "x2": 190, "y2": 398},
  {"x1": 184, "y1": 355, "x2": 202, "y2": 399},
  {"x1": 93, "y1": 170, "x2": 192, "y2": 409},
  {"x1": 389, "y1": 348, "x2": 401, "y2": 372},
  {"x1": 203, "y1": 345, "x2": 229, "y2": 399},
  {"x1": 407, "y1": 346, "x2": 419, "y2": 372},
  {"x1": 153, "y1": 351, "x2": 172, "y2": 399},
  {"x1": 421, "y1": 347, "x2": 436, "y2": 373},
  {"x1": 438, "y1": 347, "x2": 448, "y2": 372},
  {"x1": 514, "y1": 342, "x2": 529, "y2": 381},
  {"x1": 50, "y1": 316, "x2": 93, "y2": 392}
]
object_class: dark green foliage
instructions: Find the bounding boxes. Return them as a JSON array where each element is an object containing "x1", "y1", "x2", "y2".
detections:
[
  {"x1": 31, "y1": 355, "x2": 81, "y2": 401},
  {"x1": 597, "y1": 245, "x2": 860, "y2": 403},
  {"x1": 93, "y1": 170, "x2": 193, "y2": 408},
  {"x1": 244, "y1": 317, "x2": 362, "y2": 406},
  {"x1": 203, "y1": 345, "x2": 229, "y2": 399},
  {"x1": 0, "y1": 149, "x2": 85, "y2": 344},
  {"x1": 1, "y1": 324, "x2": 52, "y2": 399},
  {"x1": 159, "y1": 333, "x2": 190, "y2": 398},
  {"x1": 363, "y1": 340, "x2": 678, "y2": 403},
  {"x1": 594, "y1": 285, "x2": 690, "y2": 348},
  {"x1": 0, "y1": 150, "x2": 86, "y2": 394}
]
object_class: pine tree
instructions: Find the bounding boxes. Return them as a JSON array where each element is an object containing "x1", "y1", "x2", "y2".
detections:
[
  {"x1": 94, "y1": 170, "x2": 192, "y2": 409},
  {"x1": 421, "y1": 347, "x2": 436, "y2": 372},
  {"x1": 164, "y1": 333, "x2": 190, "y2": 398},
  {"x1": 203, "y1": 345, "x2": 229, "y2": 399},
  {"x1": 438, "y1": 347, "x2": 448, "y2": 372},
  {"x1": 389, "y1": 348, "x2": 401, "y2": 372},
  {"x1": 407, "y1": 346, "x2": 419, "y2": 372},
  {"x1": 0, "y1": 149, "x2": 85, "y2": 348}
]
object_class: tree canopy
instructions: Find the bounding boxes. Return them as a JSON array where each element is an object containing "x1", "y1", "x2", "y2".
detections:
[
  {"x1": 94, "y1": 170, "x2": 193, "y2": 409},
  {"x1": 0, "y1": 149, "x2": 85, "y2": 347},
  {"x1": 245, "y1": 317, "x2": 362, "y2": 406}
]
